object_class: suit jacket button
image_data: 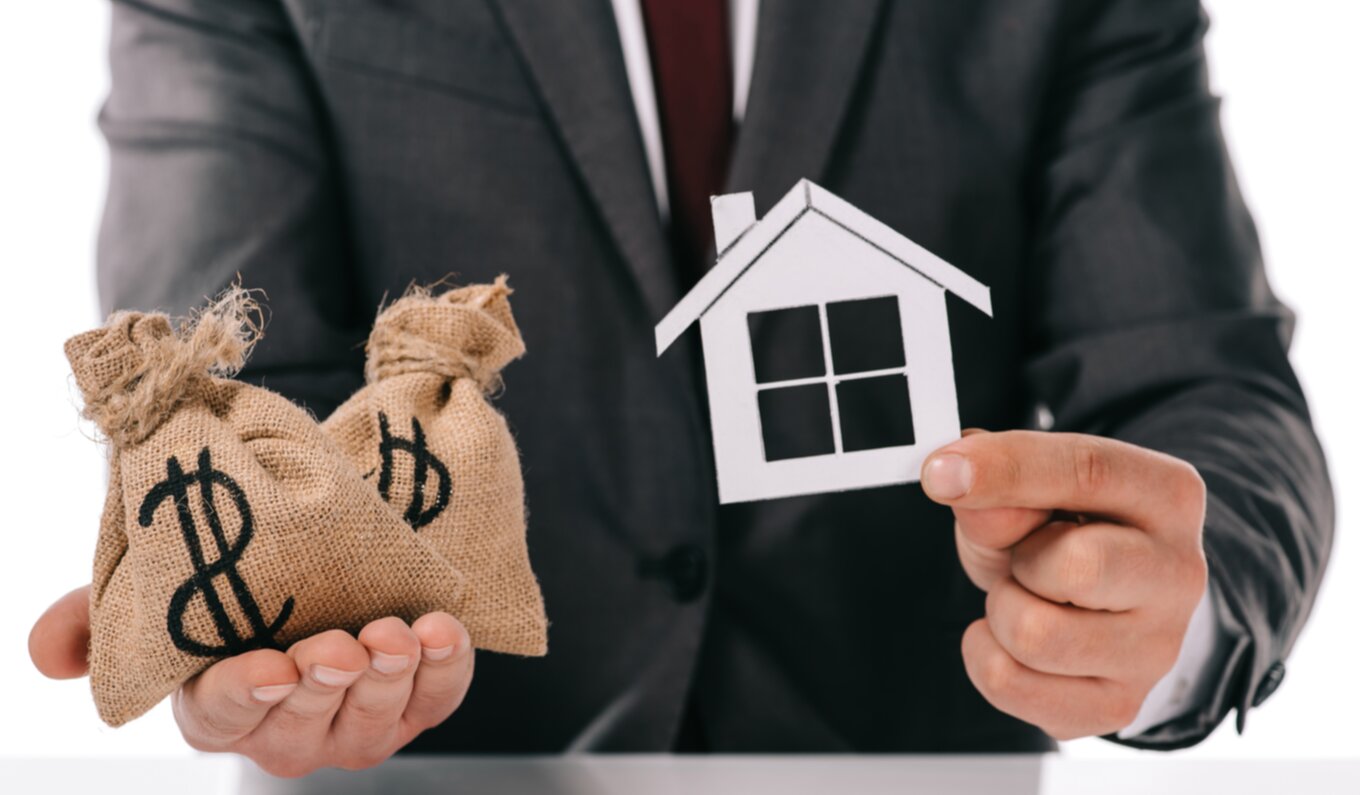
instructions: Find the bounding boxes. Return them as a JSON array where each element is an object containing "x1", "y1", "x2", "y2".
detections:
[
  {"x1": 638, "y1": 545, "x2": 708, "y2": 603},
  {"x1": 1252, "y1": 661, "x2": 1286, "y2": 707}
]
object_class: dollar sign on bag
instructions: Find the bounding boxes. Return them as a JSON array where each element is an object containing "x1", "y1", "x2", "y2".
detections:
[
  {"x1": 140, "y1": 447, "x2": 294, "y2": 657},
  {"x1": 376, "y1": 412, "x2": 451, "y2": 530}
]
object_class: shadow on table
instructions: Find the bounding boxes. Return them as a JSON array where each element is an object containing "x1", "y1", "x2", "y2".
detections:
[{"x1": 238, "y1": 754, "x2": 1046, "y2": 795}]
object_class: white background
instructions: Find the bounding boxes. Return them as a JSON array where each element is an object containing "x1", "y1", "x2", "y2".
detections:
[{"x1": 0, "y1": 1, "x2": 1354, "y2": 760}]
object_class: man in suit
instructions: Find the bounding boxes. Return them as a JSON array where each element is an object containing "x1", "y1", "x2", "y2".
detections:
[{"x1": 29, "y1": 0, "x2": 1331, "y2": 774}]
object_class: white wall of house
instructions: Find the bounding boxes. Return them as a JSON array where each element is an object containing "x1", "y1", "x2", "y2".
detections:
[{"x1": 702, "y1": 211, "x2": 959, "y2": 503}]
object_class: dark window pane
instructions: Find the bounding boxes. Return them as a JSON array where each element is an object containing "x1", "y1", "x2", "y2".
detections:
[
  {"x1": 748, "y1": 305, "x2": 825, "y2": 383},
  {"x1": 757, "y1": 383, "x2": 836, "y2": 461},
  {"x1": 836, "y1": 375, "x2": 915, "y2": 452},
  {"x1": 826, "y1": 296, "x2": 906, "y2": 374}
]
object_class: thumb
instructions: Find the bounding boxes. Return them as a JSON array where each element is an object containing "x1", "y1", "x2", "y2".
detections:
[{"x1": 29, "y1": 585, "x2": 92, "y2": 679}]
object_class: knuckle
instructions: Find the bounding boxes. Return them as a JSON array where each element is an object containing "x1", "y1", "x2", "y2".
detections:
[
  {"x1": 1181, "y1": 552, "x2": 1209, "y2": 603},
  {"x1": 220, "y1": 682, "x2": 261, "y2": 715},
  {"x1": 271, "y1": 699, "x2": 329, "y2": 728},
  {"x1": 345, "y1": 697, "x2": 400, "y2": 724},
  {"x1": 1160, "y1": 545, "x2": 1208, "y2": 610},
  {"x1": 1168, "y1": 462, "x2": 1207, "y2": 515},
  {"x1": 407, "y1": 693, "x2": 458, "y2": 729},
  {"x1": 409, "y1": 667, "x2": 471, "y2": 719},
  {"x1": 403, "y1": 708, "x2": 444, "y2": 732},
  {"x1": 410, "y1": 680, "x2": 459, "y2": 710},
  {"x1": 187, "y1": 705, "x2": 242, "y2": 745},
  {"x1": 1010, "y1": 605, "x2": 1056, "y2": 662},
  {"x1": 1058, "y1": 535, "x2": 1103, "y2": 603},
  {"x1": 979, "y1": 647, "x2": 1015, "y2": 695},
  {"x1": 1071, "y1": 438, "x2": 1111, "y2": 497}
]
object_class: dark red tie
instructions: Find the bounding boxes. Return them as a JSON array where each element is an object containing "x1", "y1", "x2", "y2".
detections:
[{"x1": 640, "y1": 0, "x2": 734, "y2": 284}]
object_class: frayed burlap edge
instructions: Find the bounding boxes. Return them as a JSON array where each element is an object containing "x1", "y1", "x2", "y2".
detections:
[
  {"x1": 363, "y1": 275, "x2": 524, "y2": 393},
  {"x1": 65, "y1": 286, "x2": 263, "y2": 448}
]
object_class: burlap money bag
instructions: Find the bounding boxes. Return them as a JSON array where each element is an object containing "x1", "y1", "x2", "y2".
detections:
[
  {"x1": 66, "y1": 290, "x2": 465, "y2": 727},
  {"x1": 323, "y1": 277, "x2": 547, "y2": 656}
]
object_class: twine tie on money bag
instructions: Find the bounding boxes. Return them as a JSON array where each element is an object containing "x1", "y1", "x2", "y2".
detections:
[
  {"x1": 66, "y1": 289, "x2": 465, "y2": 727},
  {"x1": 324, "y1": 277, "x2": 548, "y2": 656}
]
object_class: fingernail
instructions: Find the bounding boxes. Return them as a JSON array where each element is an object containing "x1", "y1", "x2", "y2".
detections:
[
  {"x1": 251, "y1": 683, "x2": 297, "y2": 703},
  {"x1": 310, "y1": 664, "x2": 363, "y2": 687},
  {"x1": 370, "y1": 651, "x2": 411, "y2": 674},
  {"x1": 924, "y1": 454, "x2": 973, "y2": 500},
  {"x1": 422, "y1": 644, "x2": 455, "y2": 662}
]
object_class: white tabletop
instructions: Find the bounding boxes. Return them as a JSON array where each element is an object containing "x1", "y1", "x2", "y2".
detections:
[{"x1": 5, "y1": 754, "x2": 1358, "y2": 795}]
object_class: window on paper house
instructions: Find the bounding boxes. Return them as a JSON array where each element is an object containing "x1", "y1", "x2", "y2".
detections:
[{"x1": 747, "y1": 296, "x2": 915, "y2": 462}]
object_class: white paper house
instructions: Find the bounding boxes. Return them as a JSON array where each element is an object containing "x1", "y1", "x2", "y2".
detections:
[{"x1": 656, "y1": 180, "x2": 992, "y2": 503}]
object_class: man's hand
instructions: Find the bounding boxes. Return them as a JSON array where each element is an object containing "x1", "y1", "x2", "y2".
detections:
[
  {"x1": 921, "y1": 430, "x2": 1208, "y2": 740},
  {"x1": 29, "y1": 586, "x2": 473, "y2": 777}
]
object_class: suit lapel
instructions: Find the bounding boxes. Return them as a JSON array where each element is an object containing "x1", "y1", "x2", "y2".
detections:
[
  {"x1": 491, "y1": 0, "x2": 679, "y2": 323},
  {"x1": 726, "y1": 0, "x2": 886, "y2": 209},
  {"x1": 490, "y1": 0, "x2": 884, "y2": 325}
]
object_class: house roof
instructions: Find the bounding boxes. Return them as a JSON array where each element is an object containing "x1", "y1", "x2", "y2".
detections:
[{"x1": 655, "y1": 179, "x2": 993, "y2": 355}]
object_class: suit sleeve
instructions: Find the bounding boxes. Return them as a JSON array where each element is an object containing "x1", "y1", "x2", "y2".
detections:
[
  {"x1": 98, "y1": 0, "x2": 364, "y2": 417},
  {"x1": 1023, "y1": 0, "x2": 1334, "y2": 748}
]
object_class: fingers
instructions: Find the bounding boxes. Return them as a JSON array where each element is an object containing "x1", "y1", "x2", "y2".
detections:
[
  {"x1": 923, "y1": 431, "x2": 1206, "y2": 538},
  {"x1": 402, "y1": 612, "x2": 475, "y2": 736},
  {"x1": 954, "y1": 506, "x2": 1053, "y2": 552},
  {"x1": 171, "y1": 617, "x2": 472, "y2": 778},
  {"x1": 28, "y1": 585, "x2": 92, "y2": 679},
  {"x1": 1011, "y1": 520, "x2": 1176, "y2": 611},
  {"x1": 983, "y1": 577, "x2": 1160, "y2": 680},
  {"x1": 247, "y1": 630, "x2": 368, "y2": 758},
  {"x1": 941, "y1": 431, "x2": 1210, "y2": 741},
  {"x1": 173, "y1": 649, "x2": 299, "y2": 752},
  {"x1": 952, "y1": 506, "x2": 1052, "y2": 592},
  {"x1": 327, "y1": 618, "x2": 422, "y2": 767},
  {"x1": 961, "y1": 618, "x2": 1144, "y2": 740}
]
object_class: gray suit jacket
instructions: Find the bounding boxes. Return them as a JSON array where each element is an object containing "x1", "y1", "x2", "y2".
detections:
[{"x1": 97, "y1": 0, "x2": 1332, "y2": 751}]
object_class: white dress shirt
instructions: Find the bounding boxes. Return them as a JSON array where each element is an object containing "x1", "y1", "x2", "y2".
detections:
[{"x1": 607, "y1": 0, "x2": 1227, "y2": 741}]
